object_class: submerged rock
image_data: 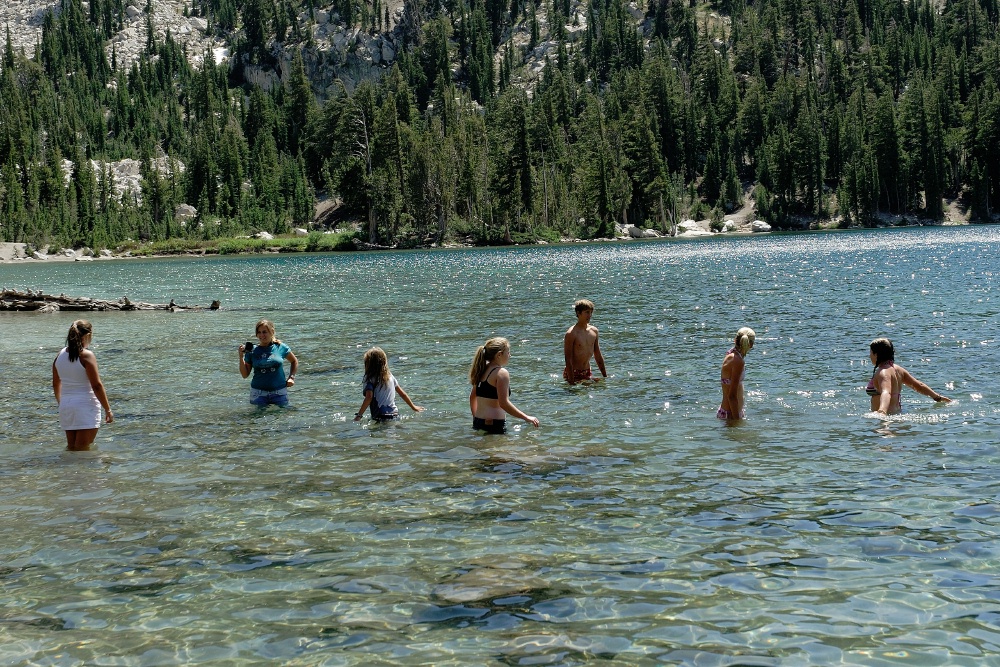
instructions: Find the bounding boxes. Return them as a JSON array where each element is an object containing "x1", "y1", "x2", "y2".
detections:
[{"x1": 433, "y1": 566, "x2": 550, "y2": 603}]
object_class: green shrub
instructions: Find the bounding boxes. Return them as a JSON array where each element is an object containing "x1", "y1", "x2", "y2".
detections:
[
  {"x1": 306, "y1": 230, "x2": 359, "y2": 251},
  {"x1": 511, "y1": 226, "x2": 561, "y2": 244},
  {"x1": 709, "y1": 207, "x2": 724, "y2": 232},
  {"x1": 275, "y1": 238, "x2": 308, "y2": 252},
  {"x1": 216, "y1": 238, "x2": 271, "y2": 254},
  {"x1": 116, "y1": 238, "x2": 216, "y2": 256}
]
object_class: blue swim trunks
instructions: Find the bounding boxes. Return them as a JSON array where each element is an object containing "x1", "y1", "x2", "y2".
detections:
[{"x1": 250, "y1": 387, "x2": 289, "y2": 407}]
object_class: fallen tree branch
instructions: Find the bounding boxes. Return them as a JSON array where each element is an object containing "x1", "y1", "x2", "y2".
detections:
[{"x1": 0, "y1": 289, "x2": 220, "y2": 313}]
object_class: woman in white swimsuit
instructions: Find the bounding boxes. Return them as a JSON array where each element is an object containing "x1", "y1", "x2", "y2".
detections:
[{"x1": 52, "y1": 320, "x2": 113, "y2": 451}]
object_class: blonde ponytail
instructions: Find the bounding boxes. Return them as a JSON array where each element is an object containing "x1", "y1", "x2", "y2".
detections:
[
  {"x1": 735, "y1": 327, "x2": 756, "y2": 356},
  {"x1": 469, "y1": 337, "x2": 509, "y2": 384},
  {"x1": 469, "y1": 346, "x2": 487, "y2": 385}
]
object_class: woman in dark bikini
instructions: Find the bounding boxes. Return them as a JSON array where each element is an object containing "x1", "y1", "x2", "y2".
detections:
[
  {"x1": 867, "y1": 338, "x2": 951, "y2": 415},
  {"x1": 469, "y1": 337, "x2": 539, "y2": 434},
  {"x1": 718, "y1": 327, "x2": 755, "y2": 421}
]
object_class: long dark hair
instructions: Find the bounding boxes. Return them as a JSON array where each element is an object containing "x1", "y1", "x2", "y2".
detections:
[
  {"x1": 66, "y1": 320, "x2": 92, "y2": 362},
  {"x1": 870, "y1": 338, "x2": 895, "y2": 366}
]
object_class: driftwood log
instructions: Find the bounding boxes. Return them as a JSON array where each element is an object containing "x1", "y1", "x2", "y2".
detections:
[{"x1": 0, "y1": 289, "x2": 220, "y2": 313}]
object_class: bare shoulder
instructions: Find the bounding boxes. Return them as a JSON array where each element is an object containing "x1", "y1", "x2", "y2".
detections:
[
  {"x1": 588, "y1": 324, "x2": 600, "y2": 335},
  {"x1": 875, "y1": 365, "x2": 896, "y2": 383}
]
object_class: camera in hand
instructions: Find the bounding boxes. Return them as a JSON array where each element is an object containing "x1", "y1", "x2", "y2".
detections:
[{"x1": 245, "y1": 341, "x2": 255, "y2": 353}]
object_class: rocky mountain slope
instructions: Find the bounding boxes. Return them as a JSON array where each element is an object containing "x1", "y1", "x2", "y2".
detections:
[
  {"x1": 4, "y1": 0, "x2": 219, "y2": 70},
  {"x1": 3, "y1": 0, "x2": 569, "y2": 205},
  {"x1": 2, "y1": 0, "x2": 416, "y2": 203},
  {"x1": 2, "y1": 0, "x2": 413, "y2": 92}
]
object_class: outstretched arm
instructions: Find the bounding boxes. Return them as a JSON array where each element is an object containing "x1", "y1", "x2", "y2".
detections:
[
  {"x1": 396, "y1": 384, "x2": 424, "y2": 412},
  {"x1": 901, "y1": 369, "x2": 951, "y2": 403}
]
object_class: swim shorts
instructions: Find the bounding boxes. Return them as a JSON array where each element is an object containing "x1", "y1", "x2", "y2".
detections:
[
  {"x1": 473, "y1": 417, "x2": 506, "y2": 434},
  {"x1": 563, "y1": 367, "x2": 593, "y2": 382},
  {"x1": 250, "y1": 387, "x2": 289, "y2": 407}
]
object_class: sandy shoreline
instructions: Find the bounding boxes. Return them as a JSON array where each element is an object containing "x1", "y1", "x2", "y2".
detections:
[
  {"x1": 0, "y1": 233, "x2": 728, "y2": 264},
  {"x1": 0, "y1": 243, "x2": 88, "y2": 262},
  {"x1": 0, "y1": 243, "x2": 118, "y2": 263},
  {"x1": 0, "y1": 243, "x2": 27, "y2": 262}
]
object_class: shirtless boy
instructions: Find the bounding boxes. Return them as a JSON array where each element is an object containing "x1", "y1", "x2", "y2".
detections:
[{"x1": 563, "y1": 299, "x2": 607, "y2": 384}]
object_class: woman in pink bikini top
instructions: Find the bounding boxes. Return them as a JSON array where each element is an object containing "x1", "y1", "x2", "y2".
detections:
[
  {"x1": 867, "y1": 337, "x2": 952, "y2": 415},
  {"x1": 718, "y1": 327, "x2": 755, "y2": 421}
]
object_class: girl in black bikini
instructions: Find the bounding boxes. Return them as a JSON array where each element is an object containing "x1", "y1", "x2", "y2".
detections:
[{"x1": 469, "y1": 337, "x2": 539, "y2": 433}]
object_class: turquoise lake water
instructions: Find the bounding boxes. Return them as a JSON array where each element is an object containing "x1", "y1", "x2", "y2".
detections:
[{"x1": 1, "y1": 226, "x2": 998, "y2": 665}]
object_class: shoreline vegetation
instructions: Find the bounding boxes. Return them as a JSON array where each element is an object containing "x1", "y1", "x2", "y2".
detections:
[
  {"x1": 0, "y1": 210, "x2": 981, "y2": 264},
  {"x1": 3, "y1": 0, "x2": 1000, "y2": 263}
]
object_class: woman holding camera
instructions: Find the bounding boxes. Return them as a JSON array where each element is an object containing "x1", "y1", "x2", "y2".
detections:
[{"x1": 239, "y1": 319, "x2": 299, "y2": 406}]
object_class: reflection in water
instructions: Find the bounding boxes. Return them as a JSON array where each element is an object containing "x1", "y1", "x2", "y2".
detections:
[{"x1": 1, "y1": 226, "x2": 999, "y2": 663}]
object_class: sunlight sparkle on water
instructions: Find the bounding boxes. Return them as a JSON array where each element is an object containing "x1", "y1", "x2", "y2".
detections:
[{"x1": 1, "y1": 226, "x2": 999, "y2": 665}]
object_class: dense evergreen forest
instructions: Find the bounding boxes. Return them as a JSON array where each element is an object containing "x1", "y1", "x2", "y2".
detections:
[{"x1": 1, "y1": 0, "x2": 1000, "y2": 250}]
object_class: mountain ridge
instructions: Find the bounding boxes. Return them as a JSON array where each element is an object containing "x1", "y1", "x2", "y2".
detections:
[{"x1": 1, "y1": 0, "x2": 998, "y2": 252}]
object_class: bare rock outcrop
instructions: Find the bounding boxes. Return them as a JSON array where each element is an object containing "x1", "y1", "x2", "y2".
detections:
[{"x1": 2, "y1": 0, "x2": 222, "y2": 72}]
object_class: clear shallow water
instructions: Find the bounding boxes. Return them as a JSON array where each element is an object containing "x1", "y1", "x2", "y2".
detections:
[{"x1": 1, "y1": 226, "x2": 998, "y2": 665}]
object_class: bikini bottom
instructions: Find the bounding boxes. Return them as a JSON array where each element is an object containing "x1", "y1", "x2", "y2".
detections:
[{"x1": 473, "y1": 417, "x2": 506, "y2": 434}]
